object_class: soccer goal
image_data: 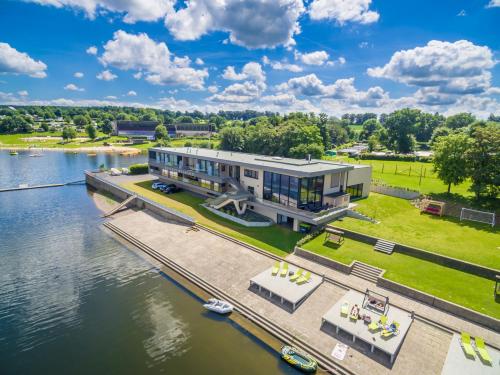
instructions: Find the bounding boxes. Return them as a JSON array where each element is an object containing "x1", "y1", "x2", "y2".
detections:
[{"x1": 460, "y1": 208, "x2": 496, "y2": 227}]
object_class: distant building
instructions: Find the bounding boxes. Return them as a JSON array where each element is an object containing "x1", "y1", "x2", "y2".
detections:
[
  {"x1": 113, "y1": 120, "x2": 159, "y2": 140},
  {"x1": 166, "y1": 123, "x2": 216, "y2": 138}
]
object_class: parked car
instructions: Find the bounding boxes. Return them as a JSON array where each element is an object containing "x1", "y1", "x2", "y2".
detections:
[
  {"x1": 152, "y1": 182, "x2": 167, "y2": 190},
  {"x1": 160, "y1": 184, "x2": 180, "y2": 194}
]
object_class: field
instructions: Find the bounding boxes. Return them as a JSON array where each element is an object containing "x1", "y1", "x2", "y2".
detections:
[
  {"x1": 334, "y1": 193, "x2": 499, "y2": 269},
  {"x1": 301, "y1": 236, "x2": 499, "y2": 318},
  {"x1": 120, "y1": 180, "x2": 302, "y2": 256}
]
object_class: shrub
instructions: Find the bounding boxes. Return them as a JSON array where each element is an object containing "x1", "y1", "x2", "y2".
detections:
[
  {"x1": 358, "y1": 153, "x2": 432, "y2": 162},
  {"x1": 129, "y1": 163, "x2": 149, "y2": 175},
  {"x1": 199, "y1": 141, "x2": 210, "y2": 148},
  {"x1": 184, "y1": 141, "x2": 193, "y2": 147},
  {"x1": 296, "y1": 227, "x2": 325, "y2": 247}
]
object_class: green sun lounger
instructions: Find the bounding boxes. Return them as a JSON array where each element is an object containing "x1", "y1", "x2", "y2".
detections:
[
  {"x1": 460, "y1": 332, "x2": 475, "y2": 358},
  {"x1": 280, "y1": 262, "x2": 289, "y2": 277},
  {"x1": 368, "y1": 315, "x2": 387, "y2": 331},
  {"x1": 272, "y1": 261, "x2": 280, "y2": 276},
  {"x1": 290, "y1": 269, "x2": 303, "y2": 282},
  {"x1": 296, "y1": 271, "x2": 311, "y2": 284},
  {"x1": 475, "y1": 337, "x2": 492, "y2": 364},
  {"x1": 340, "y1": 302, "x2": 349, "y2": 317}
]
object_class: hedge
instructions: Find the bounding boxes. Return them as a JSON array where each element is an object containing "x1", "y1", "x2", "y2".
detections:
[
  {"x1": 129, "y1": 163, "x2": 149, "y2": 175},
  {"x1": 358, "y1": 153, "x2": 432, "y2": 162}
]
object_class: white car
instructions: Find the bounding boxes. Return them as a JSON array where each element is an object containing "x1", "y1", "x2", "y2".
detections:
[
  {"x1": 152, "y1": 182, "x2": 166, "y2": 190},
  {"x1": 110, "y1": 168, "x2": 122, "y2": 176}
]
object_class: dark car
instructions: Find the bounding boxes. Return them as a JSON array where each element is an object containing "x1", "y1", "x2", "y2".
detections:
[{"x1": 160, "y1": 184, "x2": 180, "y2": 194}]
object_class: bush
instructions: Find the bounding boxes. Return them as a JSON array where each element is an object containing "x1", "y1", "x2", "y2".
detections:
[
  {"x1": 184, "y1": 141, "x2": 193, "y2": 147},
  {"x1": 358, "y1": 153, "x2": 432, "y2": 162},
  {"x1": 199, "y1": 141, "x2": 210, "y2": 148},
  {"x1": 296, "y1": 228, "x2": 325, "y2": 247},
  {"x1": 129, "y1": 163, "x2": 149, "y2": 175}
]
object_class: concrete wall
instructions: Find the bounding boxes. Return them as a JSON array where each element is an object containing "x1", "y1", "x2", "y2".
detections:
[
  {"x1": 294, "y1": 247, "x2": 352, "y2": 274},
  {"x1": 323, "y1": 171, "x2": 346, "y2": 196},
  {"x1": 239, "y1": 167, "x2": 264, "y2": 199},
  {"x1": 371, "y1": 184, "x2": 420, "y2": 200},
  {"x1": 328, "y1": 226, "x2": 499, "y2": 279},
  {"x1": 203, "y1": 204, "x2": 272, "y2": 227},
  {"x1": 347, "y1": 165, "x2": 371, "y2": 197}
]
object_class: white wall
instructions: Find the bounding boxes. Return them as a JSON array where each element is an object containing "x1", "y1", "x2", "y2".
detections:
[
  {"x1": 239, "y1": 167, "x2": 264, "y2": 198},
  {"x1": 346, "y1": 165, "x2": 372, "y2": 197}
]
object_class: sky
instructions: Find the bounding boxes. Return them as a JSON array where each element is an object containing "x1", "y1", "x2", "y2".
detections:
[{"x1": 0, "y1": 0, "x2": 499, "y2": 117}]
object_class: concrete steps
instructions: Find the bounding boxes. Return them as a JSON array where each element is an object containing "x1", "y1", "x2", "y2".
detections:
[
  {"x1": 374, "y1": 239, "x2": 396, "y2": 255},
  {"x1": 351, "y1": 262, "x2": 382, "y2": 283},
  {"x1": 102, "y1": 194, "x2": 136, "y2": 217}
]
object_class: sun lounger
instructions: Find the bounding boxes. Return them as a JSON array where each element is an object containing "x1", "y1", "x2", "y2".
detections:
[
  {"x1": 290, "y1": 269, "x2": 303, "y2": 282},
  {"x1": 296, "y1": 271, "x2": 311, "y2": 284},
  {"x1": 340, "y1": 302, "x2": 349, "y2": 317},
  {"x1": 460, "y1": 332, "x2": 475, "y2": 358},
  {"x1": 280, "y1": 262, "x2": 289, "y2": 277},
  {"x1": 368, "y1": 314, "x2": 387, "y2": 331},
  {"x1": 381, "y1": 321, "x2": 400, "y2": 337},
  {"x1": 272, "y1": 261, "x2": 280, "y2": 276},
  {"x1": 349, "y1": 305, "x2": 360, "y2": 320},
  {"x1": 474, "y1": 337, "x2": 492, "y2": 364}
]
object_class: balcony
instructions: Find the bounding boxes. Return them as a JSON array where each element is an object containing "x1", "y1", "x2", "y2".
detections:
[{"x1": 149, "y1": 159, "x2": 225, "y2": 182}]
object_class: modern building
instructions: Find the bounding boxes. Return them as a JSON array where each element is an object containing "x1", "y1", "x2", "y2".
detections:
[
  {"x1": 113, "y1": 120, "x2": 159, "y2": 140},
  {"x1": 166, "y1": 123, "x2": 216, "y2": 138},
  {"x1": 148, "y1": 147, "x2": 371, "y2": 231}
]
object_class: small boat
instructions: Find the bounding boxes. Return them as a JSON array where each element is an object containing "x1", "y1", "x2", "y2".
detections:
[
  {"x1": 29, "y1": 153, "x2": 43, "y2": 157},
  {"x1": 87, "y1": 153, "x2": 97, "y2": 157},
  {"x1": 9, "y1": 151, "x2": 18, "y2": 155},
  {"x1": 280, "y1": 345, "x2": 318, "y2": 373},
  {"x1": 203, "y1": 298, "x2": 234, "y2": 314}
]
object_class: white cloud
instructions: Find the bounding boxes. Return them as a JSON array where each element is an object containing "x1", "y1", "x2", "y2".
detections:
[
  {"x1": 0, "y1": 42, "x2": 47, "y2": 78},
  {"x1": 207, "y1": 85, "x2": 218, "y2": 93},
  {"x1": 105, "y1": 95, "x2": 117, "y2": 100},
  {"x1": 326, "y1": 56, "x2": 346, "y2": 66},
  {"x1": 99, "y1": 30, "x2": 208, "y2": 89},
  {"x1": 18, "y1": 90, "x2": 29, "y2": 97},
  {"x1": 127, "y1": 90, "x2": 137, "y2": 96},
  {"x1": 156, "y1": 96, "x2": 192, "y2": 111},
  {"x1": 261, "y1": 93, "x2": 317, "y2": 111},
  {"x1": 367, "y1": 40, "x2": 496, "y2": 95},
  {"x1": 24, "y1": 0, "x2": 174, "y2": 23},
  {"x1": 165, "y1": 0, "x2": 305, "y2": 49},
  {"x1": 74, "y1": 72, "x2": 84, "y2": 78},
  {"x1": 486, "y1": 0, "x2": 500, "y2": 8},
  {"x1": 195, "y1": 58, "x2": 205, "y2": 65},
  {"x1": 221, "y1": 62, "x2": 266, "y2": 88},
  {"x1": 64, "y1": 83, "x2": 84, "y2": 91},
  {"x1": 86, "y1": 46, "x2": 98, "y2": 55},
  {"x1": 309, "y1": 0, "x2": 379, "y2": 25},
  {"x1": 294, "y1": 50, "x2": 329, "y2": 66},
  {"x1": 262, "y1": 55, "x2": 303, "y2": 72},
  {"x1": 96, "y1": 69, "x2": 117, "y2": 81},
  {"x1": 210, "y1": 81, "x2": 263, "y2": 103}
]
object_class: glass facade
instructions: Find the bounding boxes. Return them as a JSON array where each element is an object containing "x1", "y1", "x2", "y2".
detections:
[
  {"x1": 150, "y1": 151, "x2": 220, "y2": 176},
  {"x1": 244, "y1": 169, "x2": 258, "y2": 179},
  {"x1": 346, "y1": 184, "x2": 363, "y2": 199},
  {"x1": 263, "y1": 171, "x2": 323, "y2": 211}
]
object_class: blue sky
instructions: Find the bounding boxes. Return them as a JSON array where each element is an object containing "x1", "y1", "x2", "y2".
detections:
[{"x1": 0, "y1": 0, "x2": 499, "y2": 117}]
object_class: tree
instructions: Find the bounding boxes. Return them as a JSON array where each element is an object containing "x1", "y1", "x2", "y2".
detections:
[
  {"x1": 154, "y1": 124, "x2": 168, "y2": 142},
  {"x1": 384, "y1": 108, "x2": 419, "y2": 153},
  {"x1": 73, "y1": 115, "x2": 90, "y2": 127},
  {"x1": 219, "y1": 126, "x2": 246, "y2": 151},
  {"x1": 432, "y1": 134, "x2": 471, "y2": 194},
  {"x1": 85, "y1": 124, "x2": 97, "y2": 140},
  {"x1": 430, "y1": 126, "x2": 451, "y2": 145},
  {"x1": 415, "y1": 112, "x2": 444, "y2": 142},
  {"x1": 62, "y1": 126, "x2": 77, "y2": 142},
  {"x1": 466, "y1": 124, "x2": 500, "y2": 199},
  {"x1": 445, "y1": 112, "x2": 475, "y2": 130},
  {"x1": 359, "y1": 118, "x2": 382, "y2": 140},
  {"x1": 367, "y1": 135, "x2": 379, "y2": 152},
  {"x1": 101, "y1": 120, "x2": 114, "y2": 135},
  {"x1": 289, "y1": 143, "x2": 324, "y2": 159},
  {"x1": 40, "y1": 122, "x2": 50, "y2": 132},
  {"x1": 176, "y1": 115, "x2": 194, "y2": 123}
]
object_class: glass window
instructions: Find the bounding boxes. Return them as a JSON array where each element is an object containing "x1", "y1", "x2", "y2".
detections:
[
  {"x1": 280, "y1": 175, "x2": 289, "y2": 205},
  {"x1": 244, "y1": 169, "x2": 258, "y2": 179},
  {"x1": 289, "y1": 177, "x2": 299, "y2": 207},
  {"x1": 272, "y1": 173, "x2": 280, "y2": 203},
  {"x1": 263, "y1": 171, "x2": 272, "y2": 200},
  {"x1": 247, "y1": 186, "x2": 254, "y2": 195},
  {"x1": 346, "y1": 184, "x2": 363, "y2": 199}
]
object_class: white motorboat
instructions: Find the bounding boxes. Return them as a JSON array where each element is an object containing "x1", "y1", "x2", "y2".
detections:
[{"x1": 203, "y1": 298, "x2": 234, "y2": 314}]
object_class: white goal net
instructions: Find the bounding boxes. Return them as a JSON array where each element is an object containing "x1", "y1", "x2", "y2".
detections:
[{"x1": 460, "y1": 208, "x2": 496, "y2": 227}]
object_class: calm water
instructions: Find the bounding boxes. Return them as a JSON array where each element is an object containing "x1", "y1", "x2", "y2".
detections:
[{"x1": 0, "y1": 150, "x2": 296, "y2": 375}]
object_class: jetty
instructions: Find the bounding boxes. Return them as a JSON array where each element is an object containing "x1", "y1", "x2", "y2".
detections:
[{"x1": 0, "y1": 180, "x2": 85, "y2": 193}]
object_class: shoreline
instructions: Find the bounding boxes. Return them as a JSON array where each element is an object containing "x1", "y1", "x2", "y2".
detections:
[{"x1": 0, "y1": 145, "x2": 143, "y2": 154}]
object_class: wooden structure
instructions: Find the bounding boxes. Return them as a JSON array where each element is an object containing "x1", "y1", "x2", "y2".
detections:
[
  {"x1": 419, "y1": 198, "x2": 445, "y2": 216},
  {"x1": 324, "y1": 227, "x2": 344, "y2": 244},
  {"x1": 362, "y1": 289, "x2": 389, "y2": 315}
]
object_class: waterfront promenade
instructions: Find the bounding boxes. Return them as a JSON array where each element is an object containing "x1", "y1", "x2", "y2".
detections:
[{"x1": 106, "y1": 208, "x2": 468, "y2": 375}]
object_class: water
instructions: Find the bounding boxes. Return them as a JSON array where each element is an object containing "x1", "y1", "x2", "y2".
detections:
[{"x1": 0, "y1": 150, "x2": 297, "y2": 375}]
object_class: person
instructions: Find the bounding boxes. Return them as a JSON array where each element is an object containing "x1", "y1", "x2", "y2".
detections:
[{"x1": 350, "y1": 304, "x2": 360, "y2": 319}]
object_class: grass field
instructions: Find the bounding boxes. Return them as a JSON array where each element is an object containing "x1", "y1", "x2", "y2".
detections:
[
  {"x1": 334, "y1": 193, "x2": 499, "y2": 269},
  {"x1": 301, "y1": 236, "x2": 499, "y2": 318},
  {"x1": 120, "y1": 180, "x2": 302, "y2": 256}
]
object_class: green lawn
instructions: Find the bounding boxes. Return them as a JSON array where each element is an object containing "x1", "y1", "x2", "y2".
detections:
[
  {"x1": 121, "y1": 180, "x2": 302, "y2": 256},
  {"x1": 0, "y1": 132, "x2": 128, "y2": 148},
  {"x1": 302, "y1": 236, "x2": 499, "y2": 318},
  {"x1": 334, "y1": 193, "x2": 499, "y2": 269}
]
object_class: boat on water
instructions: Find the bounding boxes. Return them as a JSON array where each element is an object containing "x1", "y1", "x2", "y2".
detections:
[
  {"x1": 203, "y1": 298, "x2": 234, "y2": 314},
  {"x1": 280, "y1": 345, "x2": 318, "y2": 373},
  {"x1": 9, "y1": 151, "x2": 18, "y2": 155},
  {"x1": 29, "y1": 153, "x2": 43, "y2": 157}
]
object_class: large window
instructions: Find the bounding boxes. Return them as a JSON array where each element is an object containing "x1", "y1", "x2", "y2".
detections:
[
  {"x1": 244, "y1": 169, "x2": 259, "y2": 179},
  {"x1": 346, "y1": 184, "x2": 363, "y2": 199},
  {"x1": 263, "y1": 171, "x2": 323, "y2": 211},
  {"x1": 148, "y1": 150, "x2": 156, "y2": 160}
]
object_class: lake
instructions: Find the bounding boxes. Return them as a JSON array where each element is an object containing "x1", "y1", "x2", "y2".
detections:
[{"x1": 0, "y1": 150, "x2": 297, "y2": 374}]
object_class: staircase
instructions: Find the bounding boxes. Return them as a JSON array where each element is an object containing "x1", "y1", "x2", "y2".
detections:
[
  {"x1": 102, "y1": 195, "x2": 137, "y2": 217},
  {"x1": 374, "y1": 239, "x2": 396, "y2": 254},
  {"x1": 350, "y1": 262, "x2": 382, "y2": 283}
]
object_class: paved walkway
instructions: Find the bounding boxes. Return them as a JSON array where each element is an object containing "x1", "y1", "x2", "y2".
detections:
[
  {"x1": 286, "y1": 254, "x2": 500, "y2": 348},
  {"x1": 109, "y1": 209, "x2": 462, "y2": 375}
]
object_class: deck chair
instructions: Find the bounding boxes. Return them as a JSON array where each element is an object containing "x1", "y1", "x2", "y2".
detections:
[
  {"x1": 290, "y1": 269, "x2": 303, "y2": 282},
  {"x1": 296, "y1": 271, "x2": 311, "y2": 284},
  {"x1": 271, "y1": 261, "x2": 280, "y2": 276},
  {"x1": 340, "y1": 302, "x2": 349, "y2": 317},
  {"x1": 381, "y1": 321, "x2": 400, "y2": 338},
  {"x1": 368, "y1": 315, "x2": 387, "y2": 331},
  {"x1": 280, "y1": 262, "x2": 289, "y2": 277},
  {"x1": 474, "y1": 337, "x2": 492, "y2": 364},
  {"x1": 460, "y1": 332, "x2": 475, "y2": 358}
]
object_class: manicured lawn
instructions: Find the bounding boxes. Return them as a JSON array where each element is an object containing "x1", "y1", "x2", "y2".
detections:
[
  {"x1": 121, "y1": 180, "x2": 302, "y2": 257},
  {"x1": 334, "y1": 193, "x2": 500, "y2": 269},
  {"x1": 0, "y1": 132, "x2": 128, "y2": 148},
  {"x1": 302, "y1": 236, "x2": 499, "y2": 318}
]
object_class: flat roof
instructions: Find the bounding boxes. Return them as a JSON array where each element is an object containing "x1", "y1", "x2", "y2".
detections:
[
  {"x1": 322, "y1": 290, "x2": 413, "y2": 358},
  {"x1": 250, "y1": 263, "x2": 323, "y2": 307},
  {"x1": 151, "y1": 147, "x2": 356, "y2": 177}
]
